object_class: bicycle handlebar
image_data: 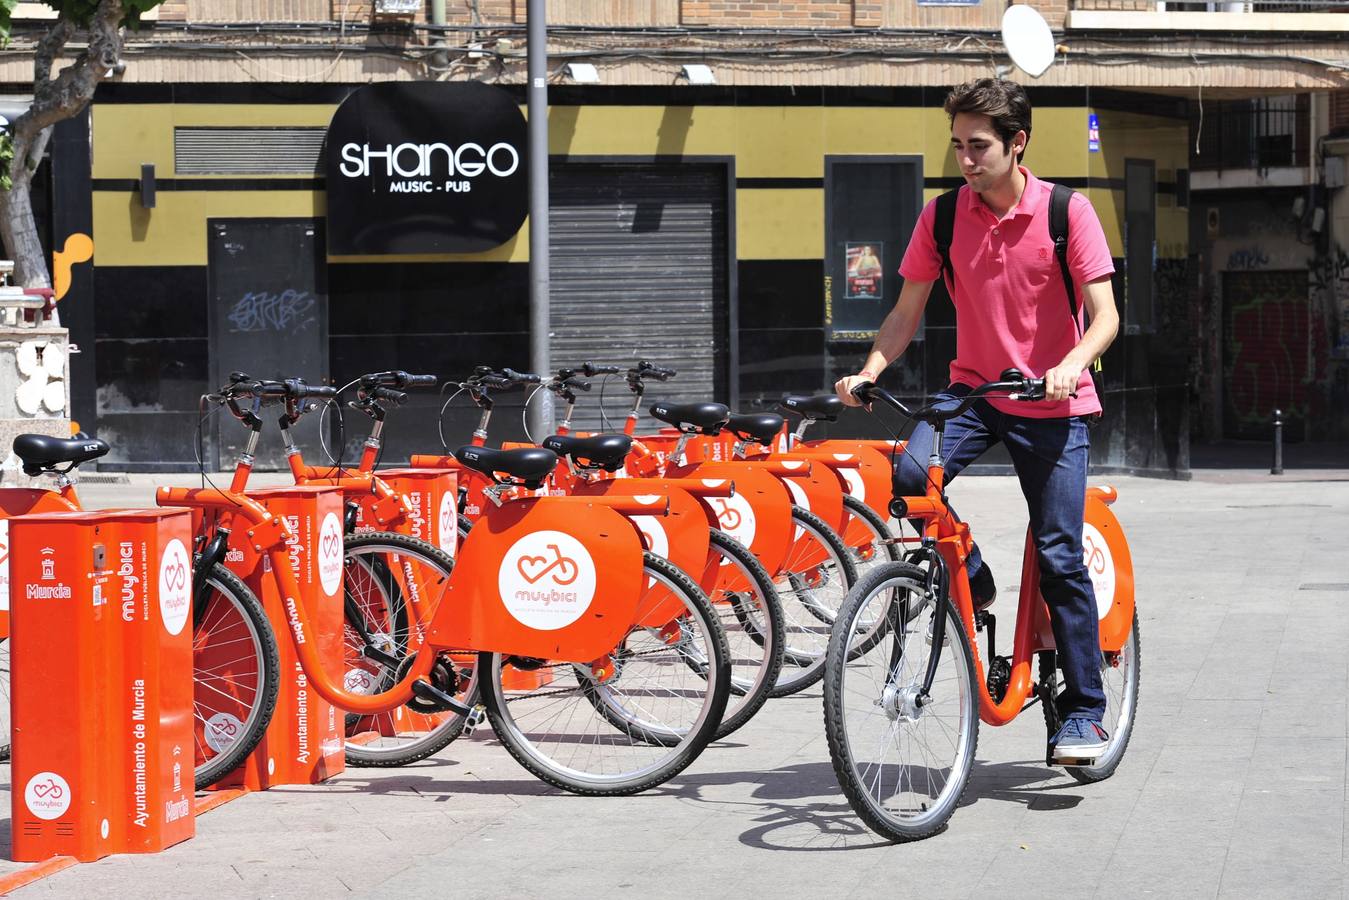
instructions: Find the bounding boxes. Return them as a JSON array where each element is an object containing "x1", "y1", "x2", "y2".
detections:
[
  {"x1": 852, "y1": 369, "x2": 1057, "y2": 424},
  {"x1": 501, "y1": 368, "x2": 541, "y2": 385},
  {"x1": 626, "y1": 361, "x2": 676, "y2": 389},
  {"x1": 359, "y1": 370, "x2": 438, "y2": 390},
  {"x1": 211, "y1": 374, "x2": 334, "y2": 404}
]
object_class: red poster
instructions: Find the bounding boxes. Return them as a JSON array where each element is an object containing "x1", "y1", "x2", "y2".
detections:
[{"x1": 845, "y1": 242, "x2": 883, "y2": 300}]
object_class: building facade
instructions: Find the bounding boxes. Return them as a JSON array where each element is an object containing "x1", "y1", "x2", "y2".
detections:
[{"x1": 5, "y1": 0, "x2": 1347, "y2": 473}]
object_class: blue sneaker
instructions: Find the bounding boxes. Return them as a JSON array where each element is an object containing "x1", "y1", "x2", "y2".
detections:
[{"x1": 1051, "y1": 717, "x2": 1109, "y2": 763}]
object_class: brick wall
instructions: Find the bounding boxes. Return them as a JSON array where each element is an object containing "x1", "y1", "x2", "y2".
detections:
[{"x1": 155, "y1": 0, "x2": 1052, "y2": 29}]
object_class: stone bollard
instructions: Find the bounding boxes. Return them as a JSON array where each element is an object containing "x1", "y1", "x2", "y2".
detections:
[{"x1": 1270, "y1": 408, "x2": 1284, "y2": 476}]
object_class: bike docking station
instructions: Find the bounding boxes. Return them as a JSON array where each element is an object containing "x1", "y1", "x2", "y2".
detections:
[
  {"x1": 215, "y1": 485, "x2": 346, "y2": 789},
  {"x1": 7, "y1": 507, "x2": 196, "y2": 864},
  {"x1": 353, "y1": 467, "x2": 459, "y2": 559}
]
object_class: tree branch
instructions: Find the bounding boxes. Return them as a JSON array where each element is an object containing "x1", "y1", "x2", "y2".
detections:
[
  {"x1": 34, "y1": 18, "x2": 75, "y2": 90},
  {"x1": 13, "y1": 0, "x2": 125, "y2": 142}
]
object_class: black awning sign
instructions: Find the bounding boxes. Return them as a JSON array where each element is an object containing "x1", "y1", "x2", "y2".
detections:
[{"x1": 325, "y1": 81, "x2": 528, "y2": 255}]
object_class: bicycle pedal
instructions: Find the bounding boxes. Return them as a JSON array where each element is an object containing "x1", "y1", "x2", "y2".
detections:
[
  {"x1": 409, "y1": 678, "x2": 472, "y2": 716},
  {"x1": 463, "y1": 704, "x2": 487, "y2": 735}
]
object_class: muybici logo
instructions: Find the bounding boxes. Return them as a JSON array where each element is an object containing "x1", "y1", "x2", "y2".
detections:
[
  {"x1": 25, "y1": 772, "x2": 71, "y2": 820},
  {"x1": 204, "y1": 712, "x2": 245, "y2": 753},
  {"x1": 437, "y1": 490, "x2": 456, "y2": 557},
  {"x1": 159, "y1": 538, "x2": 191, "y2": 636},
  {"x1": 318, "y1": 513, "x2": 344, "y2": 596},
  {"x1": 711, "y1": 492, "x2": 758, "y2": 553},
  {"x1": 1083, "y1": 522, "x2": 1116, "y2": 619},
  {"x1": 497, "y1": 530, "x2": 596, "y2": 630},
  {"x1": 345, "y1": 667, "x2": 377, "y2": 694}
]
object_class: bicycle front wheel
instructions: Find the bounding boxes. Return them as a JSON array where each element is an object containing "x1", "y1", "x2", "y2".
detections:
[
  {"x1": 771, "y1": 506, "x2": 859, "y2": 697},
  {"x1": 341, "y1": 530, "x2": 473, "y2": 767},
  {"x1": 193, "y1": 563, "x2": 280, "y2": 790},
  {"x1": 0, "y1": 638, "x2": 10, "y2": 761},
  {"x1": 702, "y1": 528, "x2": 784, "y2": 740},
  {"x1": 823, "y1": 562, "x2": 979, "y2": 843},
  {"x1": 481, "y1": 552, "x2": 731, "y2": 796}
]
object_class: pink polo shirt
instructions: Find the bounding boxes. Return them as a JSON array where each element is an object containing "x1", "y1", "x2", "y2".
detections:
[{"x1": 899, "y1": 167, "x2": 1115, "y2": 418}]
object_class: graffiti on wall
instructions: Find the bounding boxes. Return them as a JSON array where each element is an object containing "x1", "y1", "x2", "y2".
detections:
[
  {"x1": 1310, "y1": 244, "x2": 1349, "y2": 360},
  {"x1": 1226, "y1": 246, "x2": 1271, "y2": 271},
  {"x1": 1222, "y1": 270, "x2": 1313, "y2": 438}
]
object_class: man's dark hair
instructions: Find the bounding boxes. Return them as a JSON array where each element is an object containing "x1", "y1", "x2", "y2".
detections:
[{"x1": 944, "y1": 78, "x2": 1032, "y2": 163}]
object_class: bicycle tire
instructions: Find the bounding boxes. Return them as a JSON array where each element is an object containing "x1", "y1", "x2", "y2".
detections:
[
  {"x1": 841, "y1": 494, "x2": 902, "y2": 570},
  {"x1": 702, "y1": 528, "x2": 785, "y2": 739},
  {"x1": 1042, "y1": 610, "x2": 1141, "y2": 784},
  {"x1": 770, "y1": 506, "x2": 859, "y2": 697},
  {"x1": 341, "y1": 530, "x2": 473, "y2": 767},
  {"x1": 823, "y1": 562, "x2": 979, "y2": 843},
  {"x1": 480, "y1": 551, "x2": 731, "y2": 796},
  {"x1": 193, "y1": 563, "x2": 281, "y2": 790},
  {"x1": 0, "y1": 638, "x2": 10, "y2": 762}
]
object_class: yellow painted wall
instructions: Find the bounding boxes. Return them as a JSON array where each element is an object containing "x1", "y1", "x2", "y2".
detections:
[{"x1": 90, "y1": 101, "x2": 1186, "y2": 266}]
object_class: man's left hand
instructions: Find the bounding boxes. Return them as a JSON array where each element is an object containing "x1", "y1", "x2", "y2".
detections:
[{"x1": 1043, "y1": 362, "x2": 1082, "y2": 403}]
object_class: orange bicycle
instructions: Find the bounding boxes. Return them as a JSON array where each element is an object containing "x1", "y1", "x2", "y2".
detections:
[{"x1": 823, "y1": 372, "x2": 1138, "y2": 841}]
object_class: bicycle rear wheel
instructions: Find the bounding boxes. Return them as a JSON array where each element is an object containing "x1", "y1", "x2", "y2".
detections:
[
  {"x1": 771, "y1": 506, "x2": 859, "y2": 697},
  {"x1": 341, "y1": 531, "x2": 474, "y2": 767},
  {"x1": 481, "y1": 552, "x2": 730, "y2": 796},
  {"x1": 193, "y1": 563, "x2": 280, "y2": 790},
  {"x1": 1044, "y1": 610, "x2": 1141, "y2": 784},
  {"x1": 823, "y1": 562, "x2": 979, "y2": 842}
]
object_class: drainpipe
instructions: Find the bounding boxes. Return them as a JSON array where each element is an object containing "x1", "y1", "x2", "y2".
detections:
[
  {"x1": 430, "y1": 0, "x2": 448, "y2": 71},
  {"x1": 526, "y1": 0, "x2": 554, "y2": 438}
]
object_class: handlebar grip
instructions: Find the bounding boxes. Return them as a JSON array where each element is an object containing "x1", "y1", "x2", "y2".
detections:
[
  {"x1": 305, "y1": 385, "x2": 338, "y2": 400},
  {"x1": 502, "y1": 368, "x2": 542, "y2": 384},
  {"x1": 581, "y1": 363, "x2": 621, "y2": 376},
  {"x1": 254, "y1": 380, "x2": 289, "y2": 398},
  {"x1": 850, "y1": 381, "x2": 876, "y2": 403},
  {"x1": 562, "y1": 377, "x2": 592, "y2": 392},
  {"x1": 373, "y1": 387, "x2": 408, "y2": 405},
  {"x1": 402, "y1": 373, "x2": 438, "y2": 388}
]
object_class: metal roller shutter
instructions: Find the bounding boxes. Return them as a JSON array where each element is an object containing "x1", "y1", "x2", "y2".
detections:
[{"x1": 549, "y1": 163, "x2": 729, "y2": 432}]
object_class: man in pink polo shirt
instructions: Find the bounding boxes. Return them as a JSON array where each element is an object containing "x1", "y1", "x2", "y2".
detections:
[{"x1": 835, "y1": 79, "x2": 1120, "y2": 762}]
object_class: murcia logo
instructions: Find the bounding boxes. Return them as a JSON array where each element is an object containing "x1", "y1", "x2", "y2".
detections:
[
  {"x1": 158, "y1": 539, "x2": 191, "y2": 636},
  {"x1": 497, "y1": 530, "x2": 597, "y2": 631},
  {"x1": 25, "y1": 771, "x2": 71, "y2": 820},
  {"x1": 41, "y1": 547, "x2": 55, "y2": 580},
  {"x1": 318, "y1": 513, "x2": 344, "y2": 597},
  {"x1": 1037, "y1": 247, "x2": 1051, "y2": 261}
]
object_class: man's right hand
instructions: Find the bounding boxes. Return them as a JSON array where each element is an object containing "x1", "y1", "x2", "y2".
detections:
[{"x1": 835, "y1": 372, "x2": 875, "y2": 407}]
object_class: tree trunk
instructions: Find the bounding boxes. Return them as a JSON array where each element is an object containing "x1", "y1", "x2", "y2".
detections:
[
  {"x1": 0, "y1": 2, "x2": 124, "y2": 289},
  {"x1": 0, "y1": 166, "x2": 49, "y2": 288}
]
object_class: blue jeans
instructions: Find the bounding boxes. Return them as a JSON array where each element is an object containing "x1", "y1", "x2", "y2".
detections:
[{"x1": 892, "y1": 384, "x2": 1106, "y2": 722}]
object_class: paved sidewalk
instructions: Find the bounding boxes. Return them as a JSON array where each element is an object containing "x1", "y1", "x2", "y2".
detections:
[{"x1": 4, "y1": 472, "x2": 1348, "y2": 899}]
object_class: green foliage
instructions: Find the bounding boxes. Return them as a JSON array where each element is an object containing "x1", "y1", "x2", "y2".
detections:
[
  {"x1": 0, "y1": 1, "x2": 168, "y2": 40},
  {"x1": 0, "y1": 131, "x2": 13, "y2": 191}
]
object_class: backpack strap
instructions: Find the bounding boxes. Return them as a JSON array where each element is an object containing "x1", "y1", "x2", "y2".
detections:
[
  {"x1": 1049, "y1": 182, "x2": 1078, "y2": 328},
  {"x1": 933, "y1": 188, "x2": 960, "y2": 294}
]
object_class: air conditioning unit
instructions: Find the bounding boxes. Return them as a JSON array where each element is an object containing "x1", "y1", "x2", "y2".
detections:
[{"x1": 374, "y1": 0, "x2": 421, "y2": 14}]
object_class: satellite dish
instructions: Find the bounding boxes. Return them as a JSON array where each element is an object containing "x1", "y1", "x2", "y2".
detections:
[{"x1": 1002, "y1": 5, "x2": 1056, "y2": 79}]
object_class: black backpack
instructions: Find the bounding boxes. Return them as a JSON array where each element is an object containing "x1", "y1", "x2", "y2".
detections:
[{"x1": 933, "y1": 182, "x2": 1082, "y2": 335}]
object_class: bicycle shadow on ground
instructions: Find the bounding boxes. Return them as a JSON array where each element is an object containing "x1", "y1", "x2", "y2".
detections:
[{"x1": 963, "y1": 759, "x2": 1085, "y2": 811}]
